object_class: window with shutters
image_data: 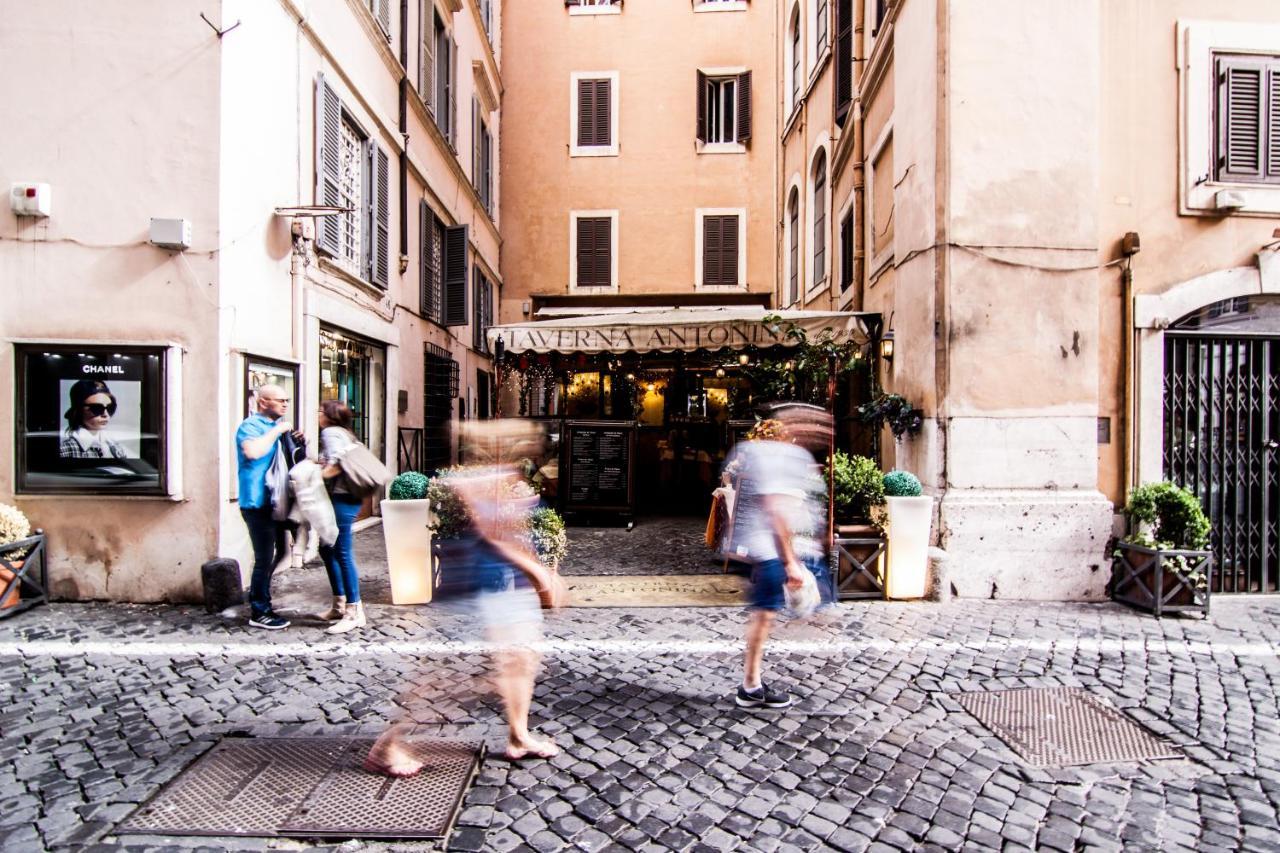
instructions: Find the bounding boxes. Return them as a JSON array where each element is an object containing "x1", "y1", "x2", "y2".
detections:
[
  {"x1": 434, "y1": 15, "x2": 456, "y2": 148},
  {"x1": 696, "y1": 209, "x2": 746, "y2": 290},
  {"x1": 812, "y1": 150, "x2": 828, "y2": 288},
  {"x1": 367, "y1": 0, "x2": 392, "y2": 39},
  {"x1": 420, "y1": 205, "x2": 445, "y2": 324},
  {"x1": 839, "y1": 208, "x2": 854, "y2": 293},
  {"x1": 473, "y1": 101, "x2": 493, "y2": 214},
  {"x1": 480, "y1": 0, "x2": 492, "y2": 38},
  {"x1": 787, "y1": 188, "x2": 801, "y2": 305},
  {"x1": 834, "y1": 0, "x2": 853, "y2": 126},
  {"x1": 1214, "y1": 54, "x2": 1280, "y2": 185},
  {"x1": 472, "y1": 269, "x2": 493, "y2": 353},
  {"x1": 570, "y1": 71, "x2": 619, "y2": 157},
  {"x1": 442, "y1": 223, "x2": 469, "y2": 326},
  {"x1": 1178, "y1": 22, "x2": 1280, "y2": 214},
  {"x1": 693, "y1": 0, "x2": 748, "y2": 12},
  {"x1": 567, "y1": 0, "x2": 622, "y2": 15},
  {"x1": 696, "y1": 69, "x2": 751, "y2": 152},
  {"x1": 315, "y1": 74, "x2": 390, "y2": 288},
  {"x1": 789, "y1": 7, "x2": 802, "y2": 115},
  {"x1": 570, "y1": 211, "x2": 617, "y2": 291},
  {"x1": 418, "y1": 1, "x2": 434, "y2": 112}
]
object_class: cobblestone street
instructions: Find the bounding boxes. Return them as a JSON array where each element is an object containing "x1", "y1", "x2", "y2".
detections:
[{"x1": 2, "y1": 594, "x2": 1279, "y2": 852}]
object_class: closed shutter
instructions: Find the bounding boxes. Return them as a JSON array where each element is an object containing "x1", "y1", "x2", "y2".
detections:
[
  {"x1": 419, "y1": 2, "x2": 434, "y2": 110},
  {"x1": 788, "y1": 195, "x2": 799, "y2": 302},
  {"x1": 472, "y1": 100, "x2": 480, "y2": 190},
  {"x1": 419, "y1": 200, "x2": 431, "y2": 317},
  {"x1": 696, "y1": 71, "x2": 707, "y2": 143},
  {"x1": 443, "y1": 224, "x2": 469, "y2": 326},
  {"x1": 371, "y1": 145, "x2": 390, "y2": 287},
  {"x1": 578, "y1": 79, "x2": 610, "y2": 146},
  {"x1": 736, "y1": 70, "x2": 752, "y2": 144},
  {"x1": 315, "y1": 74, "x2": 342, "y2": 257},
  {"x1": 435, "y1": 25, "x2": 448, "y2": 129},
  {"x1": 374, "y1": 0, "x2": 391, "y2": 38},
  {"x1": 473, "y1": 272, "x2": 484, "y2": 350},
  {"x1": 1216, "y1": 55, "x2": 1280, "y2": 184},
  {"x1": 835, "y1": 0, "x2": 853, "y2": 126},
  {"x1": 704, "y1": 215, "x2": 737, "y2": 287},
  {"x1": 482, "y1": 125, "x2": 492, "y2": 213},
  {"x1": 840, "y1": 211, "x2": 853, "y2": 291},
  {"x1": 814, "y1": 158, "x2": 827, "y2": 283},
  {"x1": 721, "y1": 215, "x2": 739, "y2": 286},
  {"x1": 422, "y1": 210, "x2": 444, "y2": 323},
  {"x1": 576, "y1": 217, "x2": 611, "y2": 288},
  {"x1": 449, "y1": 37, "x2": 458, "y2": 148}
]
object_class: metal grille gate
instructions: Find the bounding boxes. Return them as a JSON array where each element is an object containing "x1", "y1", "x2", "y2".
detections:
[
  {"x1": 423, "y1": 343, "x2": 458, "y2": 474},
  {"x1": 1163, "y1": 333, "x2": 1279, "y2": 593}
]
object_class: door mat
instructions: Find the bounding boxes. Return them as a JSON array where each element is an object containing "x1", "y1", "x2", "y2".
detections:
[
  {"x1": 953, "y1": 687, "x2": 1181, "y2": 767},
  {"x1": 565, "y1": 574, "x2": 749, "y2": 607},
  {"x1": 117, "y1": 736, "x2": 481, "y2": 840}
]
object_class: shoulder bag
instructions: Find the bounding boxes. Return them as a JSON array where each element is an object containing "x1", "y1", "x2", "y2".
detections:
[{"x1": 335, "y1": 431, "x2": 392, "y2": 497}]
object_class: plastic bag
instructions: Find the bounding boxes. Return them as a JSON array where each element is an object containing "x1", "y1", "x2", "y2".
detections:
[{"x1": 785, "y1": 566, "x2": 821, "y2": 619}]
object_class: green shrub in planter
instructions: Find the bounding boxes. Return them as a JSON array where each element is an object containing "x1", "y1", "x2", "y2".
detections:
[
  {"x1": 1122, "y1": 482, "x2": 1210, "y2": 550},
  {"x1": 883, "y1": 470, "x2": 923, "y2": 497},
  {"x1": 388, "y1": 471, "x2": 430, "y2": 501},
  {"x1": 827, "y1": 451, "x2": 884, "y2": 520},
  {"x1": 427, "y1": 467, "x2": 569, "y2": 568}
]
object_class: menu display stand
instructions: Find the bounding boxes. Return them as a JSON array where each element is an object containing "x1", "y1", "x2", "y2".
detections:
[{"x1": 563, "y1": 420, "x2": 636, "y2": 521}]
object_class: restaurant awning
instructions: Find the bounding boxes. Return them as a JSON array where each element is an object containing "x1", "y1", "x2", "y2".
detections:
[{"x1": 487, "y1": 306, "x2": 877, "y2": 356}]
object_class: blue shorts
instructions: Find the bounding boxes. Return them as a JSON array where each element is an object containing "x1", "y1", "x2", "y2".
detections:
[{"x1": 749, "y1": 558, "x2": 787, "y2": 612}]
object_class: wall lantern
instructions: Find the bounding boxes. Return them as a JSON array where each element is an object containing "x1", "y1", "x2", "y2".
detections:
[{"x1": 879, "y1": 331, "x2": 895, "y2": 363}]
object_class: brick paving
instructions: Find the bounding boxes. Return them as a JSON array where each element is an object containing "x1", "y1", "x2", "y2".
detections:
[{"x1": 1, "y1": 592, "x2": 1279, "y2": 851}]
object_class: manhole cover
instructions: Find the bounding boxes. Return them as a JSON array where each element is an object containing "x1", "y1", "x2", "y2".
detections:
[
  {"x1": 953, "y1": 687, "x2": 1181, "y2": 767},
  {"x1": 118, "y1": 736, "x2": 481, "y2": 840}
]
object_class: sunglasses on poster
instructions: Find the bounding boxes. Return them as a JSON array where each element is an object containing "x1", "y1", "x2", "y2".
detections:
[{"x1": 84, "y1": 402, "x2": 117, "y2": 417}]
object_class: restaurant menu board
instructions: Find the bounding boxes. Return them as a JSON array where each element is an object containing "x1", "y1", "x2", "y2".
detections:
[{"x1": 565, "y1": 420, "x2": 635, "y2": 513}]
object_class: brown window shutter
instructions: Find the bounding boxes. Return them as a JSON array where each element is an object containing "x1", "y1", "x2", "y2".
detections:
[
  {"x1": 595, "y1": 79, "x2": 611, "y2": 146},
  {"x1": 443, "y1": 224, "x2": 469, "y2": 326},
  {"x1": 814, "y1": 157, "x2": 827, "y2": 283},
  {"x1": 722, "y1": 216, "x2": 739, "y2": 286},
  {"x1": 835, "y1": 0, "x2": 853, "y2": 126},
  {"x1": 419, "y1": 200, "x2": 431, "y2": 317},
  {"x1": 736, "y1": 71, "x2": 752, "y2": 144},
  {"x1": 1218, "y1": 55, "x2": 1266, "y2": 182},
  {"x1": 576, "y1": 217, "x2": 594, "y2": 287},
  {"x1": 577, "y1": 217, "x2": 611, "y2": 287},
  {"x1": 577, "y1": 79, "x2": 595, "y2": 146},
  {"x1": 696, "y1": 71, "x2": 707, "y2": 143},
  {"x1": 1269, "y1": 67, "x2": 1280, "y2": 180},
  {"x1": 840, "y1": 211, "x2": 853, "y2": 291},
  {"x1": 565, "y1": 0, "x2": 579, "y2": 6},
  {"x1": 789, "y1": 195, "x2": 799, "y2": 302},
  {"x1": 595, "y1": 218, "x2": 611, "y2": 286},
  {"x1": 703, "y1": 215, "x2": 720, "y2": 286}
]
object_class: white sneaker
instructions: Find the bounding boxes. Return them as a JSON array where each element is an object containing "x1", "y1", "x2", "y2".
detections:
[
  {"x1": 317, "y1": 595, "x2": 345, "y2": 621},
  {"x1": 326, "y1": 602, "x2": 366, "y2": 634}
]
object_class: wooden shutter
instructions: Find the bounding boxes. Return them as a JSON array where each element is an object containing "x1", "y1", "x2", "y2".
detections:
[
  {"x1": 473, "y1": 272, "x2": 484, "y2": 350},
  {"x1": 419, "y1": 200, "x2": 431, "y2": 317},
  {"x1": 577, "y1": 79, "x2": 595, "y2": 146},
  {"x1": 374, "y1": 0, "x2": 391, "y2": 38},
  {"x1": 594, "y1": 218, "x2": 611, "y2": 286},
  {"x1": 372, "y1": 144, "x2": 390, "y2": 287},
  {"x1": 788, "y1": 194, "x2": 799, "y2": 302},
  {"x1": 835, "y1": 0, "x2": 853, "y2": 126},
  {"x1": 721, "y1": 215, "x2": 739, "y2": 286},
  {"x1": 704, "y1": 215, "x2": 737, "y2": 287},
  {"x1": 840, "y1": 211, "x2": 853, "y2": 291},
  {"x1": 449, "y1": 37, "x2": 458, "y2": 148},
  {"x1": 315, "y1": 74, "x2": 342, "y2": 257},
  {"x1": 576, "y1": 217, "x2": 610, "y2": 287},
  {"x1": 482, "y1": 125, "x2": 493, "y2": 212},
  {"x1": 1219, "y1": 56, "x2": 1265, "y2": 181},
  {"x1": 595, "y1": 79, "x2": 611, "y2": 146},
  {"x1": 435, "y1": 23, "x2": 448, "y2": 127},
  {"x1": 736, "y1": 71, "x2": 752, "y2": 144},
  {"x1": 814, "y1": 158, "x2": 827, "y2": 282},
  {"x1": 472, "y1": 100, "x2": 480, "y2": 190},
  {"x1": 419, "y1": 2, "x2": 434, "y2": 110},
  {"x1": 443, "y1": 224, "x2": 468, "y2": 326},
  {"x1": 696, "y1": 71, "x2": 707, "y2": 143}
]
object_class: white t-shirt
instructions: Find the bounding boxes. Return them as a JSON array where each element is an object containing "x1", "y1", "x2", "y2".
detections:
[{"x1": 728, "y1": 440, "x2": 824, "y2": 562}]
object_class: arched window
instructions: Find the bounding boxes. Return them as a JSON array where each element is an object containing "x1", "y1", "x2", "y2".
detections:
[
  {"x1": 788, "y1": 188, "x2": 800, "y2": 304},
  {"x1": 813, "y1": 151, "x2": 827, "y2": 285},
  {"x1": 790, "y1": 7, "x2": 802, "y2": 110}
]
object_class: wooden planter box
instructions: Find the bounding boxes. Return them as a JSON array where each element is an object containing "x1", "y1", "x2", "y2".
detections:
[
  {"x1": 0, "y1": 532, "x2": 49, "y2": 619},
  {"x1": 834, "y1": 523, "x2": 887, "y2": 601},
  {"x1": 1111, "y1": 540, "x2": 1212, "y2": 618}
]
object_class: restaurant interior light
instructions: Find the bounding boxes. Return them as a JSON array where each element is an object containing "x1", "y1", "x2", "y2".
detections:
[
  {"x1": 715, "y1": 367, "x2": 726, "y2": 378},
  {"x1": 738, "y1": 354, "x2": 750, "y2": 365}
]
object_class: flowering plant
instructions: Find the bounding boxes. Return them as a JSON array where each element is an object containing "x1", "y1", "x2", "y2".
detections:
[{"x1": 0, "y1": 504, "x2": 32, "y2": 559}]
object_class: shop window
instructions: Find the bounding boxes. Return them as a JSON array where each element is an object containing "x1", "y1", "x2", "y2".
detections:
[
  {"x1": 15, "y1": 345, "x2": 173, "y2": 496},
  {"x1": 244, "y1": 356, "x2": 299, "y2": 419},
  {"x1": 319, "y1": 328, "x2": 386, "y2": 460}
]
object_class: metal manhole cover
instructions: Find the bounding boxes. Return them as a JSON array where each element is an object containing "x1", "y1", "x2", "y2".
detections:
[
  {"x1": 952, "y1": 687, "x2": 1181, "y2": 767},
  {"x1": 118, "y1": 737, "x2": 481, "y2": 840}
]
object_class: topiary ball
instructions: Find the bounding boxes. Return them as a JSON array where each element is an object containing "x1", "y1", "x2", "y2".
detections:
[
  {"x1": 388, "y1": 471, "x2": 430, "y2": 501},
  {"x1": 882, "y1": 470, "x2": 922, "y2": 497}
]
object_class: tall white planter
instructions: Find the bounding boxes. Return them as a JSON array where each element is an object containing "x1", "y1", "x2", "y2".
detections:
[
  {"x1": 885, "y1": 495, "x2": 933, "y2": 600},
  {"x1": 381, "y1": 498, "x2": 433, "y2": 604}
]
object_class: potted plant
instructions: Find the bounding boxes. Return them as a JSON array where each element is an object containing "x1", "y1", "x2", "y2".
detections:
[
  {"x1": 883, "y1": 470, "x2": 932, "y2": 599},
  {"x1": 827, "y1": 451, "x2": 888, "y2": 600},
  {"x1": 0, "y1": 503, "x2": 32, "y2": 610},
  {"x1": 382, "y1": 472, "x2": 433, "y2": 605},
  {"x1": 1111, "y1": 482, "x2": 1212, "y2": 618},
  {"x1": 858, "y1": 394, "x2": 924, "y2": 441}
]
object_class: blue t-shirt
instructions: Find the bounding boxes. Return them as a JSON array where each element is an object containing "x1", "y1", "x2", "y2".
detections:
[{"x1": 236, "y1": 413, "x2": 281, "y2": 509}]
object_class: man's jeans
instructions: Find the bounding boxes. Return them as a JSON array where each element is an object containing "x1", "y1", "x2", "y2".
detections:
[{"x1": 241, "y1": 506, "x2": 285, "y2": 616}]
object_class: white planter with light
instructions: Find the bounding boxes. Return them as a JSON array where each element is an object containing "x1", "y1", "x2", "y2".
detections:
[
  {"x1": 885, "y1": 495, "x2": 933, "y2": 599},
  {"x1": 381, "y1": 498, "x2": 433, "y2": 604}
]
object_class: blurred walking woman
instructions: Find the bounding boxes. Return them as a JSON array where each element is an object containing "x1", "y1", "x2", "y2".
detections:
[
  {"x1": 317, "y1": 401, "x2": 366, "y2": 634},
  {"x1": 60, "y1": 379, "x2": 129, "y2": 459}
]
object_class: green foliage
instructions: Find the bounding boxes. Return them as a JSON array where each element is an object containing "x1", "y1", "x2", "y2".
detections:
[
  {"x1": 388, "y1": 471, "x2": 430, "y2": 501},
  {"x1": 427, "y1": 467, "x2": 570, "y2": 569},
  {"x1": 1122, "y1": 482, "x2": 1211, "y2": 550},
  {"x1": 756, "y1": 313, "x2": 866, "y2": 404},
  {"x1": 858, "y1": 394, "x2": 923, "y2": 440},
  {"x1": 882, "y1": 470, "x2": 923, "y2": 498},
  {"x1": 526, "y1": 506, "x2": 569, "y2": 570},
  {"x1": 827, "y1": 451, "x2": 884, "y2": 519}
]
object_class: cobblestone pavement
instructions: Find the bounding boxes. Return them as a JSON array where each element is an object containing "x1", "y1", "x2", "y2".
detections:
[{"x1": 2, "y1": 594, "x2": 1279, "y2": 852}]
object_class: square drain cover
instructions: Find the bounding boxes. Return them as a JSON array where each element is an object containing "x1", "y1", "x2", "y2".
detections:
[
  {"x1": 118, "y1": 736, "x2": 481, "y2": 840},
  {"x1": 953, "y1": 687, "x2": 1181, "y2": 767}
]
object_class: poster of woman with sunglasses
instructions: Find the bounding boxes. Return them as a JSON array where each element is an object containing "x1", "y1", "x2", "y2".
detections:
[
  {"x1": 16, "y1": 347, "x2": 163, "y2": 493},
  {"x1": 58, "y1": 378, "x2": 136, "y2": 459}
]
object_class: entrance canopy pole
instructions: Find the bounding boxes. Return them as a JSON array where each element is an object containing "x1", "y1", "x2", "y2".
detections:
[
  {"x1": 826, "y1": 354, "x2": 837, "y2": 557},
  {"x1": 494, "y1": 335, "x2": 505, "y2": 419}
]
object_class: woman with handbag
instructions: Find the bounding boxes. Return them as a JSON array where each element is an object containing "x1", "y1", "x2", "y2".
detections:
[{"x1": 316, "y1": 401, "x2": 367, "y2": 634}]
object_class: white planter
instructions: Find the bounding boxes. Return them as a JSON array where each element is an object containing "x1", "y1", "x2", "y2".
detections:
[
  {"x1": 885, "y1": 495, "x2": 933, "y2": 600},
  {"x1": 381, "y1": 498, "x2": 433, "y2": 604}
]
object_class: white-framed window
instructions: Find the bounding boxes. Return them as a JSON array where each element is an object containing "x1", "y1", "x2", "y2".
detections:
[
  {"x1": 696, "y1": 68, "x2": 752, "y2": 152},
  {"x1": 812, "y1": 152, "x2": 828, "y2": 292},
  {"x1": 786, "y1": 184, "x2": 802, "y2": 306},
  {"x1": 569, "y1": 210, "x2": 619, "y2": 292},
  {"x1": 694, "y1": 0, "x2": 748, "y2": 11},
  {"x1": 570, "y1": 71, "x2": 619, "y2": 157},
  {"x1": 567, "y1": 0, "x2": 622, "y2": 16},
  {"x1": 788, "y1": 5, "x2": 802, "y2": 114},
  {"x1": 1178, "y1": 20, "x2": 1280, "y2": 216},
  {"x1": 695, "y1": 208, "x2": 747, "y2": 290}
]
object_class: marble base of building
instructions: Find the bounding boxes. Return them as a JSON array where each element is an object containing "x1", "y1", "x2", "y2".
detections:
[{"x1": 939, "y1": 490, "x2": 1115, "y2": 601}]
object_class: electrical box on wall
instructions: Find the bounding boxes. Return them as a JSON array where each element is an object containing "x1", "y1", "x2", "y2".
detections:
[
  {"x1": 10, "y1": 183, "x2": 51, "y2": 217},
  {"x1": 150, "y1": 218, "x2": 191, "y2": 250}
]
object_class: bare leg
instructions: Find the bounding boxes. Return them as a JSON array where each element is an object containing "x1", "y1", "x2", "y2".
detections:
[
  {"x1": 364, "y1": 722, "x2": 424, "y2": 777},
  {"x1": 492, "y1": 630, "x2": 558, "y2": 759},
  {"x1": 743, "y1": 609, "x2": 776, "y2": 690}
]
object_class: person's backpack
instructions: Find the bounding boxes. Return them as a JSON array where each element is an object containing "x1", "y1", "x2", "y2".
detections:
[{"x1": 335, "y1": 432, "x2": 392, "y2": 497}]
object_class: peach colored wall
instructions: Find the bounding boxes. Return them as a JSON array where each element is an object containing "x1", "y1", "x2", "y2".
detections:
[
  {"x1": 0, "y1": 0, "x2": 223, "y2": 601},
  {"x1": 1096, "y1": 0, "x2": 1280, "y2": 503},
  {"x1": 498, "y1": 0, "x2": 777, "y2": 319}
]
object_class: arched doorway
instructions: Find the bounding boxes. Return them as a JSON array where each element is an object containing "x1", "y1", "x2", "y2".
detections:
[{"x1": 1163, "y1": 295, "x2": 1280, "y2": 592}]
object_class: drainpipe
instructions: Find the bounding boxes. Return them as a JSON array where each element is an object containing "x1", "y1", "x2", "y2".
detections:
[
  {"x1": 399, "y1": 0, "x2": 409, "y2": 265},
  {"x1": 1121, "y1": 260, "x2": 1134, "y2": 496}
]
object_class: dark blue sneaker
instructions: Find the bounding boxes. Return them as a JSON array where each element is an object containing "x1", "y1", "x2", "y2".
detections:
[
  {"x1": 248, "y1": 611, "x2": 290, "y2": 630},
  {"x1": 735, "y1": 683, "x2": 792, "y2": 709}
]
